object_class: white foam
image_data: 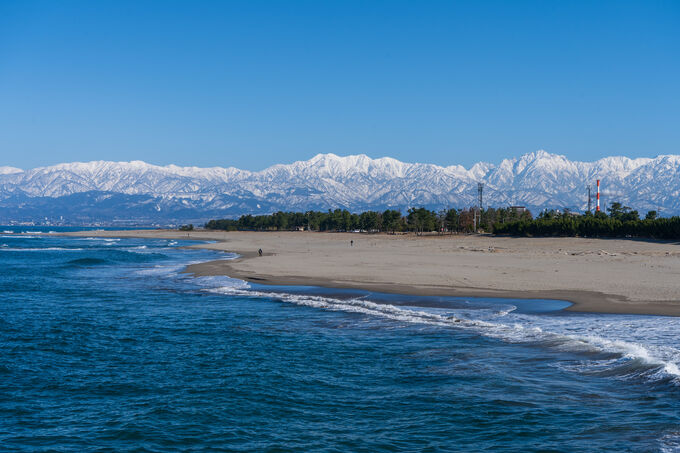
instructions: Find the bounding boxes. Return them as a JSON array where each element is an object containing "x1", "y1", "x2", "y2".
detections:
[
  {"x1": 134, "y1": 259, "x2": 208, "y2": 277},
  {"x1": 135, "y1": 264, "x2": 186, "y2": 276},
  {"x1": 205, "y1": 285, "x2": 680, "y2": 385},
  {"x1": 494, "y1": 305, "x2": 517, "y2": 317},
  {"x1": 659, "y1": 431, "x2": 680, "y2": 453},
  {"x1": 125, "y1": 245, "x2": 152, "y2": 254},
  {"x1": 193, "y1": 275, "x2": 249, "y2": 290},
  {"x1": 0, "y1": 247, "x2": 84, "y2": 251}
]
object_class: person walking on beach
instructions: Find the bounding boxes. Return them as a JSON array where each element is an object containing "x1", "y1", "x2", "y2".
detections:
[
  {"x1": 258, "y1": 248, "x2": 263, "y2": 256},
  {"x1": 350, "y1": 240, "x2": 353, "y2": 247}
]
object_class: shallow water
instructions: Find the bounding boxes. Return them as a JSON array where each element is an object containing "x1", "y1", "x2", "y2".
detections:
[{"x1": 1, "y1": 228, "x2": 679, "y2": 452}]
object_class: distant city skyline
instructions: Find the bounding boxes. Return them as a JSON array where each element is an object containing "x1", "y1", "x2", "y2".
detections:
[{"x1": 0, "y1": 1, "x2": 678, "y2": 170}]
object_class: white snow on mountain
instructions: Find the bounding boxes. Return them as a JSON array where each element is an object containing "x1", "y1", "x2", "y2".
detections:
[
  {"x1": 0, "y1": 151, "x2": 678, "y2": 220},
  {"x1": 0, "y1": 166, "x2": 23, "y2": 175}
]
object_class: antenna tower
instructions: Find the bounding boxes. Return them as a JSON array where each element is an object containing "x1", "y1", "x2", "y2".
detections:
[{"x1": 587, "y1": 185, "x2": 592, "y2": 213}]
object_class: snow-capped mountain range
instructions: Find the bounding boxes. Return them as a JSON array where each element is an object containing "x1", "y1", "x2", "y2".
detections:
[{"x1": 1, "y1": 150, "x2": 678, "y2": 224}]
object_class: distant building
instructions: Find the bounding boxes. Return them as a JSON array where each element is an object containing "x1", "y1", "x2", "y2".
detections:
[{"x1": 509, "y1": 206, "x2": 526, "y2": 213}]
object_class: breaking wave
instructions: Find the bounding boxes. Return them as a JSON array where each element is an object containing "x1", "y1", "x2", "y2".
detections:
[
  {"x1": 66, "y1": 257, "x2": 110, "y2": 266},
  {"x1": 0, "y1": 247, "x2": 84, "y2": 251},
  {"x1": 206, "y1": 283, "x2": 680, "y2": 387}
]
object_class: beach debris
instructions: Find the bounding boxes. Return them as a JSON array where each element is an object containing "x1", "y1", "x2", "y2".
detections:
[{"x1": 597, "y1": 250, "x2": 617, "y2": 256}]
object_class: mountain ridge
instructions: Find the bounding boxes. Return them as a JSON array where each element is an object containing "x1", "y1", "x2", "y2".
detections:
[{"x1": 1, "y1": 151, "x2": 678, "y2": 223}]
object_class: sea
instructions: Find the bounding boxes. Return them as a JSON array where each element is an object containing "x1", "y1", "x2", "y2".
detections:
[{"x1": 1, "y1": 227, "x2": 679, "y2": 452}]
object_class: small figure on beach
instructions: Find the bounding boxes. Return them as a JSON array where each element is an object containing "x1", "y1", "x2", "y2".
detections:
[
  {"x1": 350, "y1": 240, "x2": 354, "y2": 247},
  {"x1": 258, "y1": 248, "x2": 263, "y2": 256}
]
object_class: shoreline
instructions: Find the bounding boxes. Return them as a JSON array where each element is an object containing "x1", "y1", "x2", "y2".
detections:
[
  {"x1": 59, "y1": 229, "x2": 680, "y2": 317},
  {"x1": 185, "y1": 257, "x2": 677, "y2": 316}
]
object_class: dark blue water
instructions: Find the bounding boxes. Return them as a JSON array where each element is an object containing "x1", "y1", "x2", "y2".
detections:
[{"x1": 1, "y1": 229, "x2": 679, "y2": 452}]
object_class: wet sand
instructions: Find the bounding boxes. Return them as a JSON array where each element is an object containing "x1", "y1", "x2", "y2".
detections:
[{"x1": 63, "y1": 229, "x2": 680, "y2": 316}]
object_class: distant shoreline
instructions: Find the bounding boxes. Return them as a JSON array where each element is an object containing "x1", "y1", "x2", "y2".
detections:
[{"x1": 59, "y1": 229, "x2": 680, "y2": 317}]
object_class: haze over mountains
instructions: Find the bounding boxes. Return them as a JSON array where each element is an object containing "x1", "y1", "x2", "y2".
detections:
[{"x1": 1, "y1": 150, "x2": 678, "y2": 225}]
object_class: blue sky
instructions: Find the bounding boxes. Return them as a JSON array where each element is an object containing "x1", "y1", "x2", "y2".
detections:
[{"x1": 0, "y1": 1, "x2": 678, "y2": 170}]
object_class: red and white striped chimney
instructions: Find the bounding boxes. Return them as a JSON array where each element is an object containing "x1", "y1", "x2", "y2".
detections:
[{"x1": 596, "y1": 179, "x2": 600, "y2": 212}]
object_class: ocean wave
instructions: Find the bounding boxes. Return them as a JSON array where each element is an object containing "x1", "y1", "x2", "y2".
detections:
[
  {"x1": 494, "y1": 305, "x2": 517, "y2": 316},
  {"x1": 0, "y1": 247, "x2": 84, "y2": 251},
  {"x1": 0, "y1": 231, "x2": 44, "y2": 236},
  {"x1": 207, "y1": 285, "x2": 680, "y2": 386},
  {"x1": 126, "y1": 246, "x2": 159, "y2": 255},
  {"x1": 101, "y1": 249, "x2": 168, "y2": 263},
  {"x1": 134, "y1": 264, "x2": 186, "y2": 276},
  {"x1": 66, "y1": 257, "x2": 110, "y2": 266},
  {"x1": 659, "y1": 431, "x2": 680, "y2": 453},
  {"x1": 134, "y1": 259, "x2": 213, "y2": 277}
]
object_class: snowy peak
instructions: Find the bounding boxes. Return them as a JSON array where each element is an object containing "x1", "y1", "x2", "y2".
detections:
[
  {"x1": 0, "y1": 166, "x2": 23, "y2": 175},
  {"x1": 0, "y1": 151, "x2": 679, "y2": 223},
  {"x1": 281, "y1": 153, "x2": 409, "y2": 179}
]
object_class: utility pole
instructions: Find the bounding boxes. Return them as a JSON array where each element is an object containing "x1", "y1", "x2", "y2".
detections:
[
  {"x1": 587, "y1": 185, "x2": 592, "y2": 214},
  {"x1": 476, "y1": 183, "x2": 484, "y2": 233}
]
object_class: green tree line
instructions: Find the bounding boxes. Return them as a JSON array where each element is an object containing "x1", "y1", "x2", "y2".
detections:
[
  {"x1": 204, "y1": 206, "x2": 532, "y2": 234},
  {"x1": 494, "y1": 202, "x2": 680, "y2": 239}
]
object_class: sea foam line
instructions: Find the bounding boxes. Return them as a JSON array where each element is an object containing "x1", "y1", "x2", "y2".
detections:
[
  {"x1": 207, "y1": 284, "x2": 680, "y2": 385},
  {"x1": 0, "y1": 247, "x2": 85, "y2": 251}
]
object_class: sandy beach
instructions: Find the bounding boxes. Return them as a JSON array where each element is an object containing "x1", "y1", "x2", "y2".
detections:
[{"x1": 62, "y1": 229, "x2": 680, "y2": 316}]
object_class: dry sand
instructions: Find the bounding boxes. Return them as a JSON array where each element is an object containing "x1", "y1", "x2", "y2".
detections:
[{"x1": 64, "y1": 229, "x2": 680, "y2": 316}]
